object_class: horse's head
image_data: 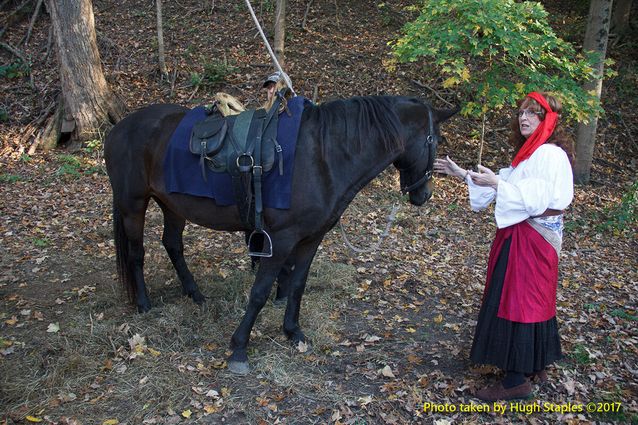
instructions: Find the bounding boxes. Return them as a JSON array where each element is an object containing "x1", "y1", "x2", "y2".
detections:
[{"x1": 394, "y1": 99, "x2": 459, "y2": 205}]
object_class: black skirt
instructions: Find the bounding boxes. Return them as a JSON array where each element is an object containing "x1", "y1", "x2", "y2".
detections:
[{"x1": 469, "y1": 237, "x2": 562, "y2": 374}]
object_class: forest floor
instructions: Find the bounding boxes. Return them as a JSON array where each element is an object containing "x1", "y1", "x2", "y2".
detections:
[{"x1": 1, "y1": 0, "x2": 637, "y2": 424}]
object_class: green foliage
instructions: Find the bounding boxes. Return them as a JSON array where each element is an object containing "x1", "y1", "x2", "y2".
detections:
[
  {"x1": 189, "y1": 72, "x2": 203, "y2": 87},
  {"x1": 83, "y1": 139, "x2": 103, "y2": 158},
  {"x1": 596, "y1": 181, "x2": 638, "y2": 233},
  {"x1": 33, "y1": 238, "x2": 50, "y2": 248},
  {"x1": 610, "y1": 309, "x2": 638, "y2": 321},
  {"x1": 0, "y1": 107, "x2": 8, "y2": 122},
  {"x1": 202, "y1": 59, "x2": 236, "y2": 85},
  {"x1": 190, "y1": 59, "x2": 236, "y2": 87},
  {"x1": 570, "y1": 344, "x2": 594, "y2": 365},
  {"x1": 0, "y1": 173, "x2": 22, "y2": 184},
  {"x1": 55, "y1": 154, "x2": 83, "y2": 178},
  {"x1": 0, "y1": 61, "x2": 30, "y2": 79},
  {"x1": 391, "y1": 0, "x2": 611, "y2": 122}
]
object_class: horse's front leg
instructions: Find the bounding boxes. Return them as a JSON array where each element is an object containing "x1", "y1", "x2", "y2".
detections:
[
  {"x1": 228, "y1": 258, "x2": 285, "y2": 375},
  {"x1": 282, "y1": 238, "x2": 322, "y2": 344}
]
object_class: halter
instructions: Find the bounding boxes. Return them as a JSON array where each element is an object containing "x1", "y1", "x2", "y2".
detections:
[{"x1": 399, "y1": 106, "x2": 438, "y2": 194}]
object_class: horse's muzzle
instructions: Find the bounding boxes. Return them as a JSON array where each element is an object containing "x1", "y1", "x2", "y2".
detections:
[{"x1": 408, "y1": 181, "x2": 433, "y2": 206}]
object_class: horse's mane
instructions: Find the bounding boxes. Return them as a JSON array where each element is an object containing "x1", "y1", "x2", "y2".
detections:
[{"x1": 310, "y1": 96, "x2": 407, "y2": 160}]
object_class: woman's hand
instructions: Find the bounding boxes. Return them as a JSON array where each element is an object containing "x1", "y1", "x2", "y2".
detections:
[
  {"x1": 468, "y1": 165, "x2": 499, "y2": 189},
  {"x1": 434, "y1": 156, "x2": 467, "y2": 180}
]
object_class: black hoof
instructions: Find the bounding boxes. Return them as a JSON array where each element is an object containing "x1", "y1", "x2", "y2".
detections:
[
  {"x1": 189, "y1": 291, "x2": 206, "y2": 305},
  {"x1": 137, "y1": 302, "x2": 151, "y2": 313}
]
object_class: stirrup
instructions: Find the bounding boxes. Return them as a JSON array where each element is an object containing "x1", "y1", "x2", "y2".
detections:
[{"x1": 247, "y1": 230, "x2": 273, "y2": 257}]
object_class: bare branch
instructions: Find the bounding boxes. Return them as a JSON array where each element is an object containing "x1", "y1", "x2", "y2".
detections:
[
  {"x1": 23, "y1": 0, "x2": 43, "y2": 45},
  {"x1": 411, "y1": 80, "x2": 454, "y2": 107}
]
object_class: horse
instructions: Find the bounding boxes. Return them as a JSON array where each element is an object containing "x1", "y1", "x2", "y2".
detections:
[{"x1": 104, "y1": 95, "x2": 458, "y2": 374}]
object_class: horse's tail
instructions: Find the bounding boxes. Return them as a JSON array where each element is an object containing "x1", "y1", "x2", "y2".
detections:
[{"x1": 113, "y1": 204, "x2": 135, "y2": 303}]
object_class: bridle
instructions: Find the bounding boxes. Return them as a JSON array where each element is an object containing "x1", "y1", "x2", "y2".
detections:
[{"x1": 399, "y1": 106, "x2": 438, "y2": 194}]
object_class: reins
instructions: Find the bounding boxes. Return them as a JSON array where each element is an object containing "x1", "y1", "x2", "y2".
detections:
[
  {"x1": 243, "y1": 0, "x2": 296, "y2": 96},
  {"x1": 339, "y1": 202, "x2": 400, "y2": 254}
]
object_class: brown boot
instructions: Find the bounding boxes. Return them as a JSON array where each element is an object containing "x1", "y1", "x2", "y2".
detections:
[
  {"x1": 526, "y1": 369, "x2": 548, "y2": 383},
  {"x1": 475, "y1": 380, "x2": 532, "y2": 402}
]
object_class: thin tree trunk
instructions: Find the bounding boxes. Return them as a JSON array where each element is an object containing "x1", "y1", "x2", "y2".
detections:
[
  {"x1": 611, "y1": 0, "x2": 632, "y2": 36},
  {"x1": 156, "y1": 0, "x2": 167, "y2": 79},
  {"x1": 574, "y1": 0, "x2": 613, "y2": 184},
  {"x1": 47, "y1": 0, "x2": 125, "y2": 147},
  {"x1": 274, "y1": 0, "x2": 286, "y2": 66}
]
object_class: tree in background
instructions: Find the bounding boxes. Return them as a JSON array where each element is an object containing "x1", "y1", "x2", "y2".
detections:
[
  {"x1": 575, "y1": 0, "x2": 613, "y2": 184},
  {"x1": 274, "y1": 0, "x2": 287, "y2": 66},
  {"x1": 391, "y1": 0, "x2": 614, "y2": 170},
  {"x1": 46, "y1": 0, "x2": 125, "y2": 150},
  {"x1": 611, "y1": 0, "x2": 633, "y2": 37}
]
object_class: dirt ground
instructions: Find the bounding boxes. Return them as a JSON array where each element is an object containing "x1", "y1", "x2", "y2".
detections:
[{"x1": 1, "y1": 0, "x2": 637, "y2": 424}]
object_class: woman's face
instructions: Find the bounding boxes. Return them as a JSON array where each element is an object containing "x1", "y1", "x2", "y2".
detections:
[
  {"x1": 518, "y1": 108, "x2": 542, "y2": 138},
  {"x1": 265, "y1": 82, "x2": 277, "y2": 101}
]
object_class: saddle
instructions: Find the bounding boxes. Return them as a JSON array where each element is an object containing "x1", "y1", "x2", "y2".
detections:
[{"x1": 189, "y1": 93, "x2": 286, "y2": 257}]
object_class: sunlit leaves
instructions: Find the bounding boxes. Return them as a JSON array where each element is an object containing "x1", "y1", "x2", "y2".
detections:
[{"x1": 392, "y1": 0, "x2": 609, "y2": 122}]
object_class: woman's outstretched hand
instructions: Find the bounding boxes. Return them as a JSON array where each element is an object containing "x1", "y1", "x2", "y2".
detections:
[
  {"x1": 434, "y1": 156, "x2": 467, "y2": 180},
  {"x1": 468, "y1": 165, "x2": 499, "y2": 189}
]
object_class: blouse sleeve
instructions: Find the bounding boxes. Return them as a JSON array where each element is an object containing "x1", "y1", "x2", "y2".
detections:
[
  {"x1": 467, "y1": 167, "x2": 512, "y2": 211},
  {"x1": 467, "y1": 175, "x2": 496, "y2": 211},
  {"x1": 494, "y1": 144, "x2": 573, "y2": 228}
]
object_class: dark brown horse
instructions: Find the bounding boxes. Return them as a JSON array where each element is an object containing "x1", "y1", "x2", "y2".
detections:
[{"x1": 104, "y1": 96, "x2": 458, "y2": 374}]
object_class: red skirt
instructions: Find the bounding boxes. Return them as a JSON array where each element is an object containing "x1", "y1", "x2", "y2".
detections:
[{"x1": 484, "y1": 220, "x2": 558, "y2": 323}]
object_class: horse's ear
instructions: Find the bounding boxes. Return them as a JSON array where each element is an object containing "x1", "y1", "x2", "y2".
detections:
[{"x1": 434, "y1": 104, "x2": 461, "y2": 123}]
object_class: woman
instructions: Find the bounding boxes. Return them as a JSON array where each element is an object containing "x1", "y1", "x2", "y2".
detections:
[
  {"x1": 261, "y1": 71, "x2": 293, "y2": 111},
  {"x1": 434, "y1": 92, "x2": 574, "y2": 401}
]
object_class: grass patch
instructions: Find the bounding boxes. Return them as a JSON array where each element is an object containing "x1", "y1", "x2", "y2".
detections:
[
  {"x1": 0, "y1": 252, "x2": 358, "y2": 422},
  {"x1": 0, "y1": 173, "x2": 22, "y2": 184},
  {"x1": 570, "y1": 344, "x2": 594, "y2": 366}
]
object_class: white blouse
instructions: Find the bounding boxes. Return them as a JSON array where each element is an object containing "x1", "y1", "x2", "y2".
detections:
[{"x1": 466, "y1": 144, "x2": 574, "y2": 230}]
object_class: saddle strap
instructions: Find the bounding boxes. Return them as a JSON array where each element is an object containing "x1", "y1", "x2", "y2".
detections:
[{"x1": 253, "y1": 117, "x2": 264, "y2": 232}]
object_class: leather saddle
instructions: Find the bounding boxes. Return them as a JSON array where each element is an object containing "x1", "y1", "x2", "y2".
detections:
[
  {"x1": 189, "y1": 105, "x2": 283, "y2": 180},
  {"x1": 188, "y1": 95, "x2": 286, "y2": 257}
]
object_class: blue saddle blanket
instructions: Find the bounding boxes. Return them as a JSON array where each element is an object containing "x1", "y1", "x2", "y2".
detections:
[{"x1": 164, "y1": 96, "x2": 310, "y2": 209}]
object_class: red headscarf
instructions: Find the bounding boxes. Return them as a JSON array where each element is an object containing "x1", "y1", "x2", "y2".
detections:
[{"x1": 511, "y1": 92, "x2": 558, "y2": 167}]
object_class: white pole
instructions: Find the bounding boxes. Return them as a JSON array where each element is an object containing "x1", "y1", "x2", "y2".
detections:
[{"x1": 243, "y1": 0, "x2": 296, "y2": 96}]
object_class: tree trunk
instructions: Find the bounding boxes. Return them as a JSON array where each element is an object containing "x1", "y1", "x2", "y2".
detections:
[
  {"x1": 274, "y1": 0, "x2": 286, "y2": 66},
  {"x1": 574, "y1": 0, "x2": 613, "y2": 185},
  {"x1": 611, "y1": 0, "x2": 632, "y2": 36},
  {"x1": 156, "y1": 0, "x2": 167, "y2": 79},
  {"x1": 47, "y1": 0, "x2": 125, "y2": 148}
]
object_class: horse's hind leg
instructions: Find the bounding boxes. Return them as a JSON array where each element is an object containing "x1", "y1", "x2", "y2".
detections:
[
  {"x1": 116, "y1": 199, "x2": 152, "y2": 313},
  {"x1": 282, "y1": 238, "x2": 323, "y2": 345},
  {"x1": 157, "y1": 201, "x2": 205, "y2": 305}
]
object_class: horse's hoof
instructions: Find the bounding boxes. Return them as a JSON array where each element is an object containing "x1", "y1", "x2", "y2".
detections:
[
  {"x1": 137, "y1": 303, "x2": 151, "y2": 313},
  {"x1": 227, "y1": 360, "x2": 250, "y2": 375},
  {"x1": 190, "y1": 291, "x2": 206, "y2": 305},
  {"x1": 293, "y1": 339, "x2": 313, "y2": 353},
  {"x1": 272, "y1": 297, "x2": 286, "y2": 308}
]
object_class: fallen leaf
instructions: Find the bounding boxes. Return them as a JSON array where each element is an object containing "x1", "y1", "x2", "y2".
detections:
[
  {"x1": 203, "y1": 404, "x2": 218, "y2": 414},
  {"x1": 181, "y1": 409, "x2": 192, "y2": 419},
  {"x1": 364, "y1": 334, "x2": 381, "y2": 343},
  {"x1": 379, "y1": 365, "x2": 396, "y2": 378},
  {"x1": 47, "y1": 323, "x2": 60, "y2": 333},
  {"x1": 25, "y1": 416, "x2": 43, "y2": 423},
  {"x1": 102, "y1": 420, "x2": 119, "y2": 425}
]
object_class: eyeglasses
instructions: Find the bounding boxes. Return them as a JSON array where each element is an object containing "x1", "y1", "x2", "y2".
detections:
[{"x1": 518, "y1": 109, "x2": 542, "y2": 118}]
